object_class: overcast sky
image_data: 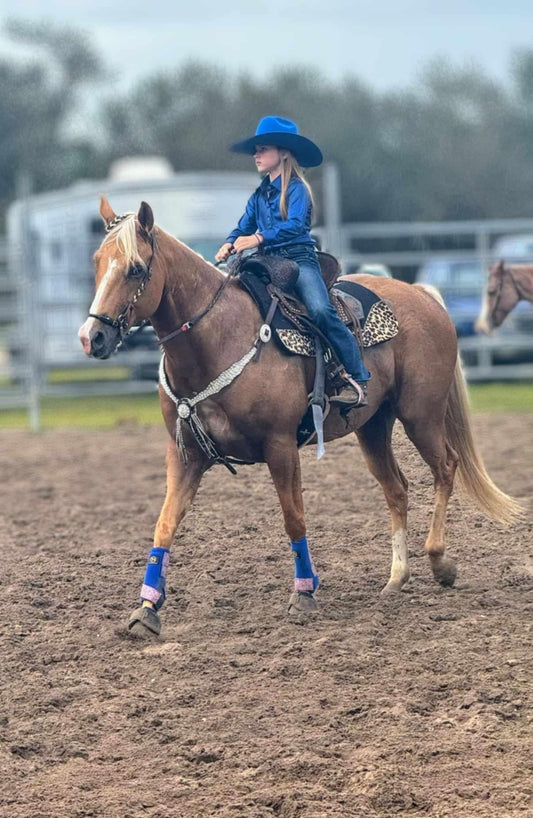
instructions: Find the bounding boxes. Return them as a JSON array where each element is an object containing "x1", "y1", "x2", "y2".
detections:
[{"x1": 1, "y1": 1, "x2": 532, "y2": 91}]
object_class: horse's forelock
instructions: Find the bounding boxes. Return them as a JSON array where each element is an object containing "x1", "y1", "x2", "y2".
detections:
[{"x1": 101, "y1": 213, "x2": 138, "y2": 267}]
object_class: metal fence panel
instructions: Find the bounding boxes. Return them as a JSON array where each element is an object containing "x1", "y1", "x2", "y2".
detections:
[{"x1": 2, "y1": 214, "x2": 533, "y2": 427}]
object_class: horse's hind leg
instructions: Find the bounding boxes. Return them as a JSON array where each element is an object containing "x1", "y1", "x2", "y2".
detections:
[
  {"x1": 128, "y1": 442, "x2": 206, "y2": 637},
  {"x1": 401, "y1": 415, "x2": 459, "y2": 587},
  {"x1": 356, "y1": 403, "x2": 410, "y2": 594}
]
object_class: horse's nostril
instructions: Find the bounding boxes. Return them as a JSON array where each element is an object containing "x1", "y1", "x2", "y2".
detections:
[{"x1": 92, "y1": 331, "x2": 105, "y2": 352}]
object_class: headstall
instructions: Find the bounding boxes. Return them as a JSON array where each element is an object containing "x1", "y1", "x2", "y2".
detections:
[
  {"x1": 88, "y1": 215, "x2": 155, "y2": 340},
  {"x1": 490, "y1": 263, "x2": 526, "y2": 325}
]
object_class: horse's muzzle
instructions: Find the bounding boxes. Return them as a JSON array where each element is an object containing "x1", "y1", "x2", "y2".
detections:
[
  {"x1": 78, "y1": 318, "x2": 120, "y2": 359},
  {"x1": 474, "y1": 316, "x2": 492, "y2": 335}
]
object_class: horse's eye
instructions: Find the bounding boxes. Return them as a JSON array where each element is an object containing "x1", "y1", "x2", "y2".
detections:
[
  {"x1": 128, "y1": 262, "x2": 146, "y2": 279},
  {"x1": 487, "y1": 289, "x2": 497, "y2": 296}
]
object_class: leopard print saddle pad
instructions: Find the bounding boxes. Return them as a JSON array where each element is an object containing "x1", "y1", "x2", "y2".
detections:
[{"x1": 238, "y1": 273, "x2": 398, "y2": 357}]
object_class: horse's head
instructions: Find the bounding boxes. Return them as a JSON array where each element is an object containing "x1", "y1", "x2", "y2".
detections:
[
  {"x1": 78, "y1": 198, "x2": 165, "y2": 358},
  {"x1": 475, "y1": 260, "x2": 520, "y2": 334}
]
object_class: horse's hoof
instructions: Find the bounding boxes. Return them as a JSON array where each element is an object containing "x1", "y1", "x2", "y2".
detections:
[
  {"x1": 288, "y1": 590, "x2": 318, "y2": 616},
  {"x1": 381, "y1": 570, "x2": 410, "y2": 596},
  {"x1": 128, "y1": 606, "x2": 161, "y2": 638},
  {"x1": 381, "y1": 581, "x2": 403, "y2": 596},
  {"x1": 431, "y1": 556, "x2": 457, "y2": 587}
]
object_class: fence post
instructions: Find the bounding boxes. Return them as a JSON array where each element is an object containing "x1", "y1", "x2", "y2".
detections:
[
  {"x1": 322, "y1": 162, "x2": 342, "y2": 258},
  {"x1": 475, "y1": 225, "x2": 491, "y2": 276},
  {"x1": 17, "y1": 171, "x2": 41, "y2": 432}
]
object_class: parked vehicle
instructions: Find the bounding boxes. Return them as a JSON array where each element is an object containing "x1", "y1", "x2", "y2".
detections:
[
  {"x1": 492, "y1": 233, "x2": 533, "y2": 262},
  {"x1": 7, "y1": 159, "x2": 258, "y2": 371},
  {"x1": 356, "y1": 263, "x2": 393, "y2": 278}
]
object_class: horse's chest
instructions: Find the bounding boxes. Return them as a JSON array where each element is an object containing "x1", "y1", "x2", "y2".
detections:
[{"x1": 198, "y1": 400, "x2": 263, "y2": 461}]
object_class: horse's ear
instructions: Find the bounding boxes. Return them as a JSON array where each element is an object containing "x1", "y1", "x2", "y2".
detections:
[
  {"x1": 138, "y1": 201, "x2": 154, "y2": 234},
  {"x1": 100, "y1": 196, "x2": 116, "y2": 226},
  {"x1": 495, "y1": 259, "x2": 505, "y2": 277}
]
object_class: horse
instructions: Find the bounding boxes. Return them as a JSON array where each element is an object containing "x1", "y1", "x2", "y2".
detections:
[
  {"x1": 78, "y1": 198, "x2": 521, "y2": 638},
  {"x1": 476, "y1": 260, "x2": 533, "y2": 333}
]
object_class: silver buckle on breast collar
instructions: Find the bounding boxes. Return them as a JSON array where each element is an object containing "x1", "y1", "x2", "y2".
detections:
[
  {"x1": 177, "y1": 399, "x2": 192, "y2": 419},
  {"x1": 259, "y1": 324, "x2": 272, "y2": 343}
]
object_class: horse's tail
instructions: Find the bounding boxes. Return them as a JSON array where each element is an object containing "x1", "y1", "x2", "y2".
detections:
[
  {"x1": 415, "y1": 283, "x2": 522, "y2": 525},
  {"x1": 413, "y1": 282, "x2": 447, "y2": 307},
  {"x1": 445, "y1": 358, "x2": 522, "y2": 524}
]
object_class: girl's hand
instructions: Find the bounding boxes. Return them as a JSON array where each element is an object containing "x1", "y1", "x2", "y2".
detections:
[
  {"x1": 215, "y1": 243, "x2": 234, "y2": 262},
  {"x1": 233, "y1": 234, "x2": 262, "y2": 253}
]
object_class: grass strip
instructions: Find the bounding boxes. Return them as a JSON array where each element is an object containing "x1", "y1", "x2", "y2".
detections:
[{"x1": 0, "y1": 382, "x2": 532, "y2": 430}]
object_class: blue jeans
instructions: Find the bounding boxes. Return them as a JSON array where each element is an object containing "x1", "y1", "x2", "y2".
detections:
[{"x1": 268, "y1": 244, "x2": 371, "y2": 382}]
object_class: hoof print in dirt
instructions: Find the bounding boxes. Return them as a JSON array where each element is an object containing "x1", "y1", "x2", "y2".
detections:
[
  {"x1": 128, "y1": 606, "x2": 161, "y2": 638},
  {"x1": 288, "y1": 590, "x2": 319, "y2": 617}
]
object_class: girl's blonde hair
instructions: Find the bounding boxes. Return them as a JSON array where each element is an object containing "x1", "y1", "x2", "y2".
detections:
[{"x1": 279, "y1": 151, "x2": 314, "y2": 221}]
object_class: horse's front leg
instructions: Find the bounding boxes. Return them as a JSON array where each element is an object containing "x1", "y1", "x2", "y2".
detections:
[
  {"x1": 128, "y1": 441, "x2": 206, "y2": 638},
  {"x1": 265, "y1": 436, "x2": 319, "y2": 615}
]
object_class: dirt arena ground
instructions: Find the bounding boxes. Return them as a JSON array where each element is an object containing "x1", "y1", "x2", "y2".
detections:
[{"x1": 1, "y1": 413, "x2": 532, "y2": 818}]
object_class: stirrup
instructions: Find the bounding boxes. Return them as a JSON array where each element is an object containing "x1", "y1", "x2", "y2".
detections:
[{"x1": 330, "y1": 380, "x2": 367, "y2": 409}]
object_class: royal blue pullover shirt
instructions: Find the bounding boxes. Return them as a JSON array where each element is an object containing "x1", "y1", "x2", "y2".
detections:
[{"x1": 225, "y1": 174, "x2": 314, "y2": 250}]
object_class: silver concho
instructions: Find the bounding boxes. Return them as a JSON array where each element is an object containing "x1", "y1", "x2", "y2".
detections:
[
  {"x1": 177, "y1": 401, "x2": 191, "y2": 419},
  {"x1": 259, "y1": 324, "x2": 272, "y2": 343}
]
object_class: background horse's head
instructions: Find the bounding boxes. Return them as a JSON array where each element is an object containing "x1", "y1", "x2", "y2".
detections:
[
  {"x1": 78, "y1": 197, "x2": 165, "y2": 358},
  {"x1": 475, "y1": 260, "x2": 521, "y2": 334}
]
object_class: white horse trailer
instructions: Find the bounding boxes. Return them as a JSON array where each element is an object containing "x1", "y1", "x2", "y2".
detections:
[{"x1": 7, "y1": 160, "x2": 258, "y2": 367}]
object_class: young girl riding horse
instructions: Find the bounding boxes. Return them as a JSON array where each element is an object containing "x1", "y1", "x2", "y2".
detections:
[{"x1": 215, "y1": 115, "x2": 371, "y2": 407}]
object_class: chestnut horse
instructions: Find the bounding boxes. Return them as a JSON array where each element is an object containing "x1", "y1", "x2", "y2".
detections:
[
  {"x1": 476, "y1": 260, "x2": 533, "y2": 333},
  {"x1": 79, "y1": 200, "x2": 520, "y2": 637}
]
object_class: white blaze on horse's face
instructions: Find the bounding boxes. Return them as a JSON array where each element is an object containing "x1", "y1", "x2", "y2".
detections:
[
  {"x1": 78, "y1": 236, "x2": 134, "y2": 356},
  {"x1": 475, "y1": 288, "x2": 493, "y2": 334},
  {"x1": 476, "y1": 264, "x2": 505, "y2": 334},
  {"x1": 84, "y1": 258, "x2": 119, "y2": 328},
  {"x1": 78, "y1": 253, "x2": 126, "y2": 354}
]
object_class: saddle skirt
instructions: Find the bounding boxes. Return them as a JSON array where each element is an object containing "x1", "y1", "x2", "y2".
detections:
[{"x1": 238, "y1": 269, "x2": 399, "y2": 357}]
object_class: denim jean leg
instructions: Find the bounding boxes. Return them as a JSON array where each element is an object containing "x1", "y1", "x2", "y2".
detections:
[{"x1": 294, "y1": 259, "x2": 371, "y2": 382}]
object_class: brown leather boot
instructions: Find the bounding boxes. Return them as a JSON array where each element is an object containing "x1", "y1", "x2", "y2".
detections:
[{"x1": 330, "y1": 379, "x2": 367, "y2": 409}]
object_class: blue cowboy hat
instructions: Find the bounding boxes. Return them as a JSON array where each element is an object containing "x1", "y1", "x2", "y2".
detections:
[{"x1": 230, "y1": 116, "x2": 323, "y2": 168}]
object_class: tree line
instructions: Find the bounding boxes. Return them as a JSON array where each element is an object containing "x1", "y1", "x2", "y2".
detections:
[{"x1": 2, "y1": 19, "x2": 533, "y2": 229}]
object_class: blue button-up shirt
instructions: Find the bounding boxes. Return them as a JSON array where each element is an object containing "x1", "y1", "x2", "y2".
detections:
[{"x1": 225, "y1": 175, "x2": 314, "y2": 250}]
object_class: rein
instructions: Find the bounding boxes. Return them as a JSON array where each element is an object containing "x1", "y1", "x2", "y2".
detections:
[
  {"x1": 157, "y1": 259, "x2": 237, "y2": 345},
  {"x1": 507, "y1": 266, "x2": 529, "y2": 301},
  {"x1": 89, "y1": 216, "x2": 155, "y2": 340}
]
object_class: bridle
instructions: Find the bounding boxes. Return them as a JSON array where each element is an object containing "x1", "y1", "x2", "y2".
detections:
[
  {"x1": 88, "y1": 215, "x2": 156, "y2": 340},
  {"x1": 88, "y1": 213, "x2": 237, "y2": 346},
  {"x1": 489, "y1": 263, "x2": 526, "y2": 325}
]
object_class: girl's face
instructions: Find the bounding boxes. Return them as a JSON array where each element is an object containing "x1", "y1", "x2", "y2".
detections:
[{"x1": 254, "y1": 145, "x2": 283, "y2": 177}]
